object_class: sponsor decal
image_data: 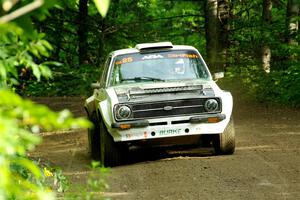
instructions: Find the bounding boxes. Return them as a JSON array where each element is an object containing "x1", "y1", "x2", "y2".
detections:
[
  {"x1": 195, "y1": 127, "x2": 201, "y2": 131},
  {"x1": 167, "y1": 54, "x2": 199, "y2": 59},
  {"x1": 159, "y1": 129, "x2": 182, "y2": 136},
  {"x1": 142, "y1": 54, "x2": 164, "y2": 60},
  {"x1": 115, "y1": 52, "x2": 199, "y2": 66},
  {"x1": 124, "y1": 132, "x2": 147, "y2": 140}
]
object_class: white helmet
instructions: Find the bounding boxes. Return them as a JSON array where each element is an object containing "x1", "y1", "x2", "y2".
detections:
[{"x1": 174, "y1": 59, "x2": 185, "y2": 74}]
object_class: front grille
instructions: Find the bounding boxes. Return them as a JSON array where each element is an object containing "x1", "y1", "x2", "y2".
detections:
[{"x1": 115, "y1": 98, "x2": 221, "y2": 121}]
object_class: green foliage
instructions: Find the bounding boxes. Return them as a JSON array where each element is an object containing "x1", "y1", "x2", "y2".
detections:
[
  {"x1": 223, "y1": 0, "x2": 299, "y2": 106},
  {"x1": 243, "y1": 64, "x2": 300, "y2": 106},
  {"x1": 0, "y1": 24, "x2": 57, "y2": 87},
  {"x1": 0, "y1": 1, "x2": 93, "y2": 199},
  {"x1": 44, "y1": 166, "x2": 70, "y2": 193},
  {"x1": 23, "y1": 0, "x2": 206, "y2": 96},
  {"x1": 0, "y1": 89, "x2": 90, "y2": 199},
  {"x1": 65, "y1": 161, "x2": 110, "y2": 200},
  {"x1": 22, "y1": 63, "x2": 102, "y2": 96},
  {"x1": 7, "y1": 0, "x2": 297, "y2": 105}
]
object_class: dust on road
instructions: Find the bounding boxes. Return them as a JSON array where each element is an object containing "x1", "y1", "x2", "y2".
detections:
[{"x1": 31, "y1": 81, "x2": 300, "y2": 200}]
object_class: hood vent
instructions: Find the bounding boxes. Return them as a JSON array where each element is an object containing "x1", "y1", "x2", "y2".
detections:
[
  {"x1": 133, "y1": 85, "x2": 203, "y2": 95},
  {"x1": 114, "y1": 84, "x2": 214, "y2": 103}
]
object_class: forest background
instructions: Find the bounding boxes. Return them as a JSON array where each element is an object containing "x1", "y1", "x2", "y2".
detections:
[
  {"x1": 0, "y1": 0, "x2": 299, "y2": 199},
  {"x1": 11, "y1": 0, "x2": 300, "y2": 105}
]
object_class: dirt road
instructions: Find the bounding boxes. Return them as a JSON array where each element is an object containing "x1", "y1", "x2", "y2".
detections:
[{"x1": 31, "y1": 81, "x2": 300, "y2": 200}]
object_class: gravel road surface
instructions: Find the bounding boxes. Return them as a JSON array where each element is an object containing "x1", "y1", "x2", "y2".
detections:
[{"x1": 31, "y1": 81, "x2": 300, "y2": 200}]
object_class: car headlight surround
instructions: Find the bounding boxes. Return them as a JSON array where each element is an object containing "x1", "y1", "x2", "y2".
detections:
[
  {"x1": 116, "y1": 105, "x2": 132, "y2": 120},
  {"x1": 204, "y1": 98, "x2": 219, "y2": 112}
]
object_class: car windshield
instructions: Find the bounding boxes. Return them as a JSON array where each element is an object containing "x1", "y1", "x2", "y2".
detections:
[{"x1": 109, "y1": 50, "x2": 210, "y2": 86}]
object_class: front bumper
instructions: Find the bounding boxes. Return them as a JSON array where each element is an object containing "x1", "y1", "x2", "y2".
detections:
[
  {"x1": 109, "y1": 114, "x2": 227, "y2": 142},
  {"x1": 112, "y1": 113, "x2": 225, "y2": 129}
]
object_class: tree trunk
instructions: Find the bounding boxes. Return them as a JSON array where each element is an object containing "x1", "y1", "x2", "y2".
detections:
[
  {"x1": 218, "y1": 0, "x2": 231, "y2": 70},
  {"x1": 96, "y1": 18, "x2": 105, "y2": 67},
  {"x1": 286, "y1": 0, "x2": 299, "y2": 45},
  {"x1": 204, "y1": 0, "x2": 231, "y2": 72},
  {"x1": 77, "y1": 0, "x2": 88, "y2": 65},
  {"x1": 262, "y1": 0, "x2": 272, "y2": 73},
  {"x1": 205, "y1": 0, "x2": 220, "y2": 72},
  {"x1": 54, "y1": 9, "x2": 64, "y2": 60}
]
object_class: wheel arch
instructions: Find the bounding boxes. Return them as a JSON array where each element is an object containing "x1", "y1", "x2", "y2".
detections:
[
  {"x1": 96, "y1": 99, "x2": 113, "y2": 129},
  {"x1": 85, "y1": 96, "x2": 96, "y2": 119}
]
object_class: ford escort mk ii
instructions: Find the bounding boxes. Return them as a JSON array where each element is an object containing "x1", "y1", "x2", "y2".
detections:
[{"x1": 84, "y1": 42, "x2": 235, "y2": 166}]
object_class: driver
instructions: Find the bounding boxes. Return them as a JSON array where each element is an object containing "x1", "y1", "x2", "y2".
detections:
[{"x1": 173, "y1": 59, "x2": 185, "y2": 75}]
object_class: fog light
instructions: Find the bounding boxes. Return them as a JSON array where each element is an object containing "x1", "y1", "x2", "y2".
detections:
[
  {"x1": 207, "y1": 117, "x2": 220, "y2": 123},
  {"x1": 120, "y1": 124, "x2": 131, "y2": 129}
]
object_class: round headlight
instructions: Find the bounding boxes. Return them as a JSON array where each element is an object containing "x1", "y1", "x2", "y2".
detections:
[
  {"x1": 204, "y1": 99, "x2": 219, "y2": 112},
  {"x1": 117, "y1": 105, "x2": 132, "y2": 119}
]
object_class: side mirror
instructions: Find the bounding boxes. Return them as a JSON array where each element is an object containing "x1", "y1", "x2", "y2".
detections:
[
  {"x1": 213, "y1": 72, "x2": 224, "y2": 81},
  {"x1": 91, "y1": 82, "x2": 101, "y2": 89}
]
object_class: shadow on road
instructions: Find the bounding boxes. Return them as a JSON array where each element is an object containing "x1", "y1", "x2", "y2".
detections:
[{"x1": 123, "y1": 146, "x2": 216, "y2": 166}]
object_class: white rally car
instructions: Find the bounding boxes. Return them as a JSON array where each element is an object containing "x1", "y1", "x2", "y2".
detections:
[{"x1": 85, "y1": 42, "x2": 235, "y2": 166}]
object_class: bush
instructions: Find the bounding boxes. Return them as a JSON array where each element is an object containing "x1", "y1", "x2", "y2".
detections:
[{"x1": 239, "y1": 64, "x2": 300, "y2": 106}]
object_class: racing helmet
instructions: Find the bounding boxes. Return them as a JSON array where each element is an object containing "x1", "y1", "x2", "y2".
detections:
[{"x1": 174, "y1": 59, "x2": 185, "y2": 75}]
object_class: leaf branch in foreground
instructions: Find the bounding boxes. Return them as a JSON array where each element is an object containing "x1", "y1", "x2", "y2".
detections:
[
  {"x1": 0, "y1": 89, "x2": 91, "y2": 200},
  {"x1": 0, "y1": 0, "x2": 44, "y2": 24}
]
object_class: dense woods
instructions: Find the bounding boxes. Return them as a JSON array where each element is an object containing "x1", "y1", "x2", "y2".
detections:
[
  {"x1": 12, "y1": 0, "x2": 298, "y2": 105},
  {"x1": 0, "y1": 0, "x2": 299, "y2": 199}
]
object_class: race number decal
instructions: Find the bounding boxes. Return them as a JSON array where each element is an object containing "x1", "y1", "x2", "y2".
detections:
[{"x1": 115, "y1": 57, "x2": 133, "y2": 65}]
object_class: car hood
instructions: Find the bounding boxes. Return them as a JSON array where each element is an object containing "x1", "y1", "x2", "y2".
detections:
[{"x1": 111, "y1": 80, "x2": 216, "y2": 103}]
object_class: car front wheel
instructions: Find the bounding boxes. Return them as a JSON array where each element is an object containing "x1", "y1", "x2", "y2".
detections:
[
  {"x1": 88, "y1": 112, "x2": 101, "y2": 160},
  {"x1": 213, "y1": 119, "x2": 235, "y2": 155},
  {"x1": 99, "y1": 118, "x2": 126, "y2": 167}
]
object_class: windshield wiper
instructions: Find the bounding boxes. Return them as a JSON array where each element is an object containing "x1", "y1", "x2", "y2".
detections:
[{"x1": 122, "y1": 76, "x2": 165, "y2": 82}]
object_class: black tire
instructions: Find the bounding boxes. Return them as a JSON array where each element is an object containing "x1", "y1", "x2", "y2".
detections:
[
  {"x1": 99, "y1": 118, "x2": 125, "y2": 167},
  {"x1": 87, "y1": 113, "x2": 101, "y2": 160},
  {"x1": 213, "y1": 119, "x2": 235, "y2": 155}
]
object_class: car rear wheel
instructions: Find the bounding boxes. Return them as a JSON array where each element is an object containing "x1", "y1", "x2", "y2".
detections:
[
  {"x1": 99, "y1": 118, "x2": 126, "y2": 167},
  {"x1": 213, "y1": 119, "x2": 235, "y2": 155}
]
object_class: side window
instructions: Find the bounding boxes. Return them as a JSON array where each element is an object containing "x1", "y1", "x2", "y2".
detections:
[{"x1": 100, "y1": 56, "x2": 112, "y2": 87}]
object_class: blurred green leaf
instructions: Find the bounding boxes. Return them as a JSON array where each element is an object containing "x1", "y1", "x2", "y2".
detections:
[
  {"x1": 34, "y1": 42, "x2": 49, "y2": 57},
  {"x1": 0, "y1": 61, "x2": 7, "y2": 81},
  {"x1": 40, "y1": 40, "x2": 53, "y2": 51},
  {"x1": 93, "y1": 0, "x2": 110, "y2": 17},
  {"x1": 31, "y1": 64, "x2": 41, "y2": 81},
  {"x1": 13, "y1": 157, "x2": 42, "y2": 179},
  {"x1": 39, "y1": 64, "x2": 52, "y2": 79}
]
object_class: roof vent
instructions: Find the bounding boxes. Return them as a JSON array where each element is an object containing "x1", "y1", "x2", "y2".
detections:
[{"x1": 135, "y1": 42, "x2": 173, "y2": 51}]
